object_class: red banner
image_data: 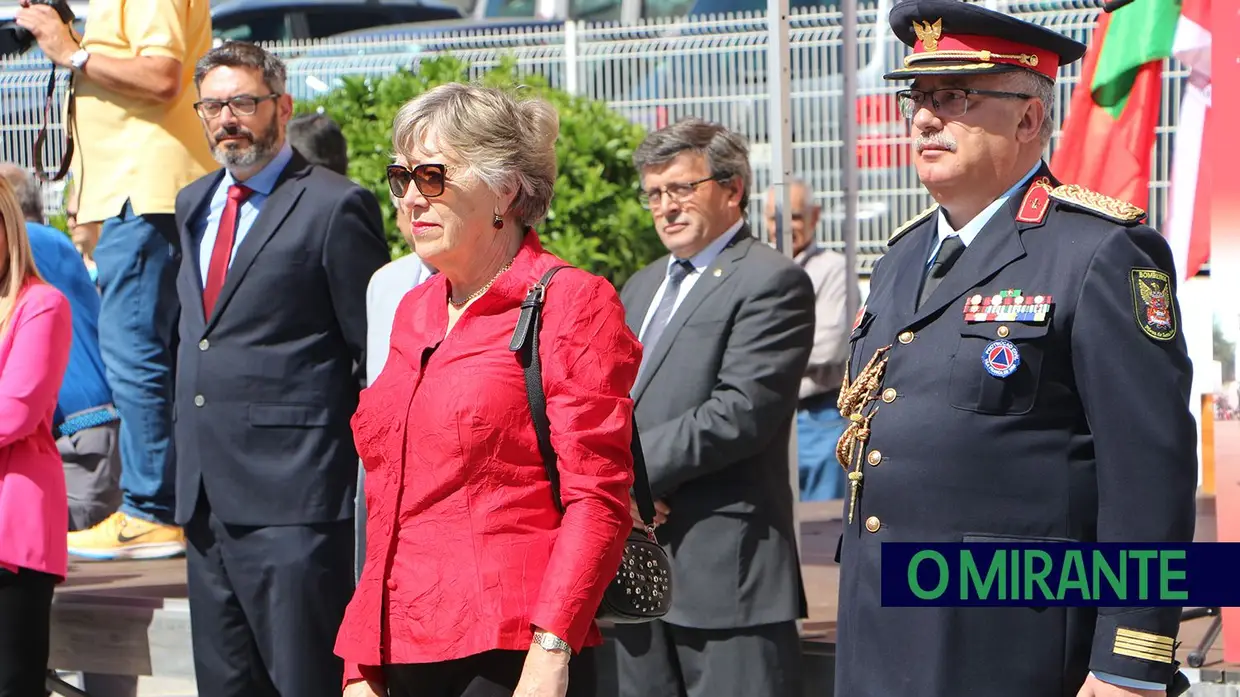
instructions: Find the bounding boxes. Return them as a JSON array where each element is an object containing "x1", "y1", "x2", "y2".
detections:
[{"x1": 1212, "y1": 0, "x2": 1240, "y2": 664}]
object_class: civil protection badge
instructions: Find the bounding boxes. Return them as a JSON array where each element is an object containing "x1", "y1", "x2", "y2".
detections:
[{"x1": 1130, "y1": 268, "x2": 1177, "y2": 341}]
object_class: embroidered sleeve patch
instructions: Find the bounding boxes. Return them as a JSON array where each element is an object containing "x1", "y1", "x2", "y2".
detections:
[{"x1": 1130, "y1": 269, "x2": 1177, "y2": 341}]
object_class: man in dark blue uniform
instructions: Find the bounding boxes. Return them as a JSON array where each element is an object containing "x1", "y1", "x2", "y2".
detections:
[{"x1": 834, "y1": 2, "x2": 1197, "y2": 696}]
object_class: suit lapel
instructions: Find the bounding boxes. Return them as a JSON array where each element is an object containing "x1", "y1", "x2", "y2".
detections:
[
  {"x1": 625, "y1": 267, "x2": 662, "y2": 338},
  {"x1": 885, "y1": 216, "x2": 940, "y2": 326},
  {"x1": 631, "y1": 229, "x2": 751, "y2": 403},
  {"x1": 205, "y1": 155, "x2": 311, "y2": 332},
  {"x1": 908, "y1": 166, "x2": 1056, "y2": 324}
]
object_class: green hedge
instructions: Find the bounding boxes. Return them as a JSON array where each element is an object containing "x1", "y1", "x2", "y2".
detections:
[{"x1": 296, "y1": 56, "x2": 664, "y2": 289}]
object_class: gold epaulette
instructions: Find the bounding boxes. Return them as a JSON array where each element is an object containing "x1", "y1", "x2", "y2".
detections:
[
  {"x1": 888, "y1": 204, "x2": 939, "y2": 247},
  {"x1": 1049, "y1": 184, "x2": 1146, "y2": 225}
]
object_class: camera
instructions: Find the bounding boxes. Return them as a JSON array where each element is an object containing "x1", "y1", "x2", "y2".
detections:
[{"x1": 4, "y1": 0, "x2": 76, "y2": 55}]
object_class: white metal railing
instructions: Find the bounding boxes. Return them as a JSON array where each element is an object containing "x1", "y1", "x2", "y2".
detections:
[{"x1": 0, "y1": 1, "x2": 1186, "y2": 270}]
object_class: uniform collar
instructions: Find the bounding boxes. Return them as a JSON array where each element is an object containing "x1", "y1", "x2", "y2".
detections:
[
  {"x1": 931, "y1": 160, "x2": 1042, "y2": 259},
  {"x1": 671, "y1": 217, "x2": 745, "y2": 275}
]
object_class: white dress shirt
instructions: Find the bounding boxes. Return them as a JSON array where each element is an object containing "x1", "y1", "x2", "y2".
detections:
[{"x1": 639, "y1": 218, "x2": 746, "y2": 341}]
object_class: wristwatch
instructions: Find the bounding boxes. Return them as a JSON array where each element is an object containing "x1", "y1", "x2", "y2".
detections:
[
  {"x1": 532, "y1": 630, "x2": 572, "y2": 657},
  {"x1": 69, "y1": 49, "x2": 90, "y2": 71}
]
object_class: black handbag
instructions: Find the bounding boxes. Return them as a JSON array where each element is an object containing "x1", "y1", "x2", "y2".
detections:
[{"x1": 508, "y1": 265, "x2": 673, "y2": 624}]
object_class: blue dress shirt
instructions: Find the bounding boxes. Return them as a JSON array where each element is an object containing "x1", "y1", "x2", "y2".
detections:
[{"x1": 193, "y1": 141, "x2": 295, "y2": 286}]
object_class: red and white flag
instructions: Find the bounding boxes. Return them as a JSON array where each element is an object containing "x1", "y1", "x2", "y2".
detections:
[{"x1": 1165, "y1": 0, "x2": 1211, "y2": 280}]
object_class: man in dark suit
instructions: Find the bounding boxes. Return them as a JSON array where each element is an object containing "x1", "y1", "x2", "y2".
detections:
[
  {"x1": 613, "y1": 118, "x2": 816, "y2": 697},
  {"x1": 174, "y1": 41, "x2": 389, "y2": 697},
  {"x1": 834, "y1": 3, "x2": 1196, "y2": 697}
]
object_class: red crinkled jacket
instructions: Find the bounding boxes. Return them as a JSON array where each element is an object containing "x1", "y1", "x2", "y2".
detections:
[{"x1": 335, "y1": 232, "x2": 640, "y2": 686}]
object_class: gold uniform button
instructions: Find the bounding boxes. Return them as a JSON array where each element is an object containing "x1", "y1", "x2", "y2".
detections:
[
  {"x1": 997, "y1": 325, "x2": 1010, "y2": 338},
  {"x1": 867, "y1": 450, "x2": 883, "y2": 466},
  {"x1": 898, "y1": 331, "x2": 914, "y2": 344},
  {"x1": 865, "y1": 516, "x2": 881, "y2": 533},
  {"x1": 881, "y1": 388, "x2": 897, "y2": 403}
]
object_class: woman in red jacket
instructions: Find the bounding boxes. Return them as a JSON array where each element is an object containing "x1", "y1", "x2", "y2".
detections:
[{"x1": 336, "y1": 83, "x2": 642, "y2": 697}]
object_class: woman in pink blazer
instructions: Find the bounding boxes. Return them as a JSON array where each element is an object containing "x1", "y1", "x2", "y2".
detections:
[{"x1": 0, "y1": 178, "x2": 73, "y2": 694}]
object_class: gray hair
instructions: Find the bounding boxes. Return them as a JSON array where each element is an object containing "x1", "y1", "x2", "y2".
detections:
[
  {"x1": 767, "y1": 175, "x2": 815, "y2": 215},
  {"x1": 391, "y1": 83, "x2": 559, "y2": 229},
  {"x1": 633, "y1": 118, "x2": 753, "y2": 212},
  {"x1": 194, "y1": 41, "x2": 287, "y2": 95},
  {"x1": 1009, "y1": 71, "x2": 1056, "y2": 145},
  {"x1": 0, "y1": 163, "x2": 43, "y2": 223}
]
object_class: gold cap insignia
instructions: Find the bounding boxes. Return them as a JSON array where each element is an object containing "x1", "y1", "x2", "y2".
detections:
[
  {"x1": 1049, "y1": 184, "x2": 1146, "y2": 224},
  {"x1": 913, "y1": 18, "x2": 943, "y2": 52}
]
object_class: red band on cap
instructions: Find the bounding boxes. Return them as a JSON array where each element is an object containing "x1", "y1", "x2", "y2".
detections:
[{"x1": 913, "y1": 33, "x2": 1059, "y2": 79}]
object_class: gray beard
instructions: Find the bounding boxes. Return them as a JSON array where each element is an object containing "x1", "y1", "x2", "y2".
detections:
[{"x1": 212, "y1": 130, "x2": 279, "y2": 170}]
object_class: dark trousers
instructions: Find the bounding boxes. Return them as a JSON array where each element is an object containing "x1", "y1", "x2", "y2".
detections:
[
  {"x1": 612, "y1": 619, "x2": 803, "y2": 697},
  {"x1": 385, "y1": 649, "x2": 597, "y2": 697},
  {"x1": 0, "y1": 567, "x2": 56, "y2": 697},
  {"x1": 186, "y1": 488, "x2": 354, "y2": 697}
]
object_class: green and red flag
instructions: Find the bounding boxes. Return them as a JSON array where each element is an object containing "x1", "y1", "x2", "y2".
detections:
[{"x1": 1050, "y1": 0, "x2": 1182, "y2": 213}]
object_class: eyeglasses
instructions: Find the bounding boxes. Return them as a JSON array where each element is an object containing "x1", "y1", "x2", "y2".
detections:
[
  {"x1": 387, "y1": 163, "x2": 449, "y2": 199},
  {"x1": 641, "y1": 175, "x2": 729, "y2": 210},
  {"x1": 193, "y1": 94, "x2": 282, "y2": 119},
  {"x1": 895, "y1": 88, "x2": 1034, "y2": 120}
]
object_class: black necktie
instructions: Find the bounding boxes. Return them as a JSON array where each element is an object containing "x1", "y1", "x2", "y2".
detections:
[
  {"x1": 636, "y1": 259, "x2": 694, "y2": 383},
  {"x1": 918, "y1": 235, "x2": 965, "y2": 309}
]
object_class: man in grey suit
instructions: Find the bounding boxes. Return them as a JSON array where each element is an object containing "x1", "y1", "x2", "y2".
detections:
[{"x1": 613, "y1": 118, "x2": 816, "y2": 697}]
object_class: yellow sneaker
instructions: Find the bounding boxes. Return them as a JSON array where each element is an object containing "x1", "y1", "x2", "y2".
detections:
[{"x1": 66, "y1": 511, "x2": 186, "y2": 561}]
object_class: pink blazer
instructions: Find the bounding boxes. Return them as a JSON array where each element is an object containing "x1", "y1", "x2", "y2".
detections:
[{"x1": 0, "y1": 281, "x2": 72, "y2": 579}]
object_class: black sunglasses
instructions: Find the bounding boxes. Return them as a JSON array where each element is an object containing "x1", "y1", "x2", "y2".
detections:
[{"x1": 387, "y1": 163, "x2": 449, "y2": 199}]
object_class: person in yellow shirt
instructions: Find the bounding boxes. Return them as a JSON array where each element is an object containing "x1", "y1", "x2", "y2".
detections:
[{"x1": 16, "y1": 0, "x2": 216, "y2": 560}]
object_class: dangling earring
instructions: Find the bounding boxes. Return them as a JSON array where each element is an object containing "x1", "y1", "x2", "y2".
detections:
[{"x1": 492, "y1": 213, "x2": 504, "y2": 230}]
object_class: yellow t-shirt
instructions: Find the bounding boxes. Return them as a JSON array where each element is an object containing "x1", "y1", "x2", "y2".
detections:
[{"x1": 71, "y1": 0, "x2": 217, "y2": 224}]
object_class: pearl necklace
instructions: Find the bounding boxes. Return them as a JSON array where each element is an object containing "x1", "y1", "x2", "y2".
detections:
[{"x1": 449, "y1": 261, "x2": 512, "y2": 308}]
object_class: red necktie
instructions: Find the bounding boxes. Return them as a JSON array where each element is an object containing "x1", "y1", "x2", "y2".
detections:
[{"x1": 203, "y1": 184, "x2": 252, "y2": 316}]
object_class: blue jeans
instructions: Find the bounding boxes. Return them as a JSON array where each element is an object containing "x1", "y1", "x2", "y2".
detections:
[
  {"x1": 94, "y1": 201, "x2": 179, "y2": 524},
  {"x1": 796, "y1": 395, "x2": 848, "y2": 501}
]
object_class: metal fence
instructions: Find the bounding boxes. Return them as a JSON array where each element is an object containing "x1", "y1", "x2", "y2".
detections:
[{"x1": 0, "y1": 0, "x2": 1185, "y2": 271}]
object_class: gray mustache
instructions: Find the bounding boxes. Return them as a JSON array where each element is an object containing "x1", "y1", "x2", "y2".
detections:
[{"x1": 914, "y1": 133, "x2": 957, "y2": 152}]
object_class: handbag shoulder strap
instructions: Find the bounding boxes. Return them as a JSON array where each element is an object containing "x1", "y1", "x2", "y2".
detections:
[{"x1": 509, "y1": 265, "x2": 659, "y2": 529}]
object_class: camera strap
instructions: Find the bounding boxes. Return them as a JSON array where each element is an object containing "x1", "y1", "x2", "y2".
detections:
[{"x1": 34, "y1": 64, "x2": 74, "y2": 183}]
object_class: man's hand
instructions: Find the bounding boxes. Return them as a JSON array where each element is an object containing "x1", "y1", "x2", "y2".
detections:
[
  {"x1": 14, "y1": 3, "x2": 79, "y2": 67},
  {"x1": 1077, "y1": 673, "x2": 1165, "y2": 697},
  {"x1": 630, "y1": 497, "x2": 669, "y2": 529}
]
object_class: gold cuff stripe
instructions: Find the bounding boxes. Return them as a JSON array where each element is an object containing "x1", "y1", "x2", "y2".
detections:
[
  {"x1": 1116, "y1": 634, "x2": 1175, "y2": 650},
  {"x1": 1115, "y1": 638, "x2": 1175, "y2": 656},
  {"x1": 1113, "y1": 628, "x2": 1176, "y2": 664},
  {"x1": 1115, "y1": 637, "x2": 1175, "y2": 655},
  {"x1": 1115, "y1": 628, "x2": 1175, "y2": 646},
  {"x1": 1112, "y1": 643, "x2": 1175, "y2": 664}
]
